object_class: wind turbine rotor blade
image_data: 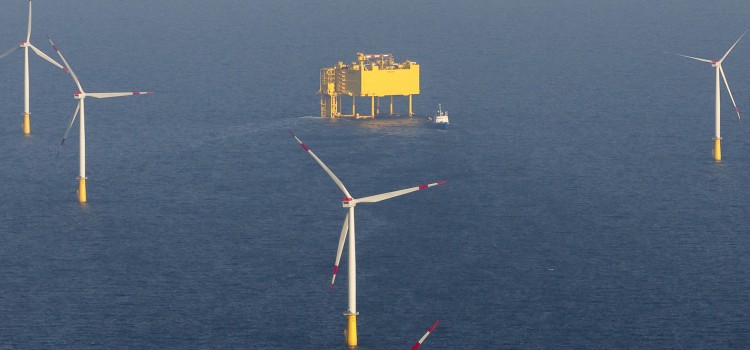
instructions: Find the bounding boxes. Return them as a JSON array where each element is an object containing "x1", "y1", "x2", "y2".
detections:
[
  {"x1": 719, "y1": 30, "x2": 747, "y2": 63},
  {"x1": 46, "y1": 35, "x2": 83, "y2": 92},
  {"x1": 26, "y1": 0, "x2": 32, "y2": 41},
  {"x1": 329, "y1": 213, "x2": 349, "y2": 292},
  {"x1": 357, "y1": 180, "x2": 447, "y2": 204},
  {"x1": 411, "y1": 320, "x2": 440, "y2": 350},
  {"x1": 86, "y1": 92, "x2": 153, "y2": 99},
  {"x1": 56, "y1": 102, "x2": 80, "y2": 158},
  {"x1": 674, "y1": 53, "x2": 714, "y2": 63},
  {"x1": 0, "y1": 46, "x2": 19, "y2": 60},
  {"x1": 28, "y1": 43, "x2": 64, "y2": 70},
  {"x1": 719, "y1": 66, "x2": 742, "y2": 121},
  {"x1": 289, "y1": 130, "x2": 353, "y2": 199}
]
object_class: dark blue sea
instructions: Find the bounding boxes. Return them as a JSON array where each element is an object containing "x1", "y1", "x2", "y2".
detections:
[{"x1": 2, "y1": 1, "x2": 750, "y2": 348}]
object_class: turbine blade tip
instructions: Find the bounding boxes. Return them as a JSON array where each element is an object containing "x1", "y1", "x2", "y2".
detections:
[
  {"x1": 288, "y1": 130, "x2": 305, "y2": 144},
  {"x1": 290, "y1": 132, "x2": 309, "y2": 150},
  {"x1": 419, "y1": 180, "x2": 447, "y2": 190}
]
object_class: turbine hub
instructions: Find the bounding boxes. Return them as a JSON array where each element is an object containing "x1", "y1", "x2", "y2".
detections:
[
  {"x1": 19, "y1": 40, "x2": 28, "y2": 48},
  {"x1": 342, "y1": 197, "x2": 355, "y2": 208},
  {"x1": 74, "y1": 92, "x2": 84, "y2": 99}
]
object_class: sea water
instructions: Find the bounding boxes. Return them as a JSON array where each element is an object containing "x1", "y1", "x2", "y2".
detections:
[{"x1": 1, "y1": 1, "x2": 750, "y2": 348}]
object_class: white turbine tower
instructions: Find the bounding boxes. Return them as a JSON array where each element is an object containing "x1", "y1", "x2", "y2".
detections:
[
  {"x1": 676, "y1": 31, "x2": 746, "y2": 162},
  {"x1": 291, "y1": 131, "x2": 445, "y2": 348},
  {"x1": 48, "y1": 36, "x2": 152, "y2": 203},
  {"x1": 0, "y1": 0, "x2": 65, "y2": 135}
]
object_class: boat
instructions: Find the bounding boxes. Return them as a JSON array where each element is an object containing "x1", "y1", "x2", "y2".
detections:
[{"x1": 429, "y1": 104, "x2": 449, "y2": 129}]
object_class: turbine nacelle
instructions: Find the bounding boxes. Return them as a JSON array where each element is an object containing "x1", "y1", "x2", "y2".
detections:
[
  {"x1": 342, "y1": 197, "x2": 355, "y2": 207},
  {"x1": 74, "y1": 92, "x2": 84, "y2": 99},
  {"x1": 19, "y1": 40, "x2": 29, "y2": 48}
]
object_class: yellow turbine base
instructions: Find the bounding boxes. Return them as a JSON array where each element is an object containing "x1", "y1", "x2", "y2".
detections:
[
  {"x1": 23, "y1": 112, "x2": 30, "y2": 135},
  {"x1": 346, "y1": 313, "x2": 358, "y2": 347},
  {"x1": 78, "y1": 177, "x2": 87, "y2": 203},
  {"x1": 713, "y1": 138, "x2": 721, "y2": 162}
]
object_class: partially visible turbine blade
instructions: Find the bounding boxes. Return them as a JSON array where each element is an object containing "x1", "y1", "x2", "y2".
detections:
[
  {"x1": 56, "y1": 102, "x2": 80, "y2": 158},
  {"x1": 26, "y1": 0, "x2": 32, "y2": 42},
  {"x1": 675, "y1": 53, "x2": 714, "y2": 63},
  {"x1": 329, "y1": 212, "x2": 349, "y2": 292},
  {"x1": 289, "y1": 130, "x2": 353, "y2": 199},
  {"x1": 411, "y1": 320, "x2": 440, "y2": 350},
  {"x1": 719, "y1": 30, "x2": 747, "y2": 63},
  {"x1": 0, "y1": 46, "x2": 19, "y2": 60},
  {"x1": 87, "y1": 92, "x2": 153, "y2": 99},
  {"x1": 357, "y1": 180, "x2": 447, "y2": 204},
  {"x1": 720, "y1": 66, "x2": 742, "y2": 121},
  {"x1": 46, "y1": 35, "x2": 83, "y2": 93},
  {"x1": 28, "y1": 43, "x2": 64, "y2": 70}
]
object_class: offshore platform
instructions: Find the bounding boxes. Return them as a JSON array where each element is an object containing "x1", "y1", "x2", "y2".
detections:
[{"x1": 319, "y1": 53, "x2": 419, "y2": 118}]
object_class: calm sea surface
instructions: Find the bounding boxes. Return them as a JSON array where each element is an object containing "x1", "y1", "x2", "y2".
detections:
[{"x1": 2, "y1": 1, "x2": 750, "y2": 348}]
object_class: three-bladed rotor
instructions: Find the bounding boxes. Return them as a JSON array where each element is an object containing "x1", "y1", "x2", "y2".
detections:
[
  {"x1": 676, "y1": 31, "x2": 746, "y2": 121},
  {"x1": 290, "y1": 130, "x2": 446, "y2": 290},
  {"x1": 48, "y1": 35, "x2": 152, "y2": 154}
]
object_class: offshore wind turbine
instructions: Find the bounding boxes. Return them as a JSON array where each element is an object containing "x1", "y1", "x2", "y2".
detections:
[
  {"x1": 291, "y1": 131, "x2": 445, "y2": 348},
  {"x1": 48, "y1": 36, "x2": 152, "y2": 203},
  {"x1": 0, "y1": 0, "x2": 65, "y2": 135},
  {"x1": 675, "y1": 31, "x2": 746, "y2": 162}
]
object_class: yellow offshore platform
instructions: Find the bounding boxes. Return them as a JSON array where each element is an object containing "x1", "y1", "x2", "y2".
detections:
[{"x1": 319, "y1": 53, "x2": 419, "y2": 118}]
